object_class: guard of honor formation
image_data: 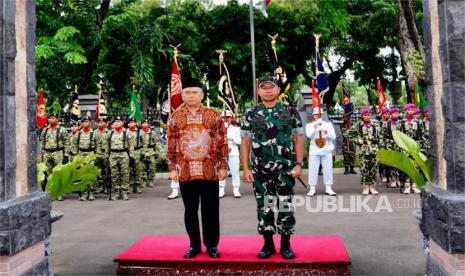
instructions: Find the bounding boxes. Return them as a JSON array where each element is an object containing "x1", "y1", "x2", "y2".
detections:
[
  {"x1": 40, "y1": 113, "x2": 162, "y2": 201},
  {"x1": 39, "y1": 86, "x2": 430, "y2": 202}
]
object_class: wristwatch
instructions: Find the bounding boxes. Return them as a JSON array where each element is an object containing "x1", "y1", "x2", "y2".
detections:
[{"x1": 295, "y1": 162, "x2": 304, "y2": 167}]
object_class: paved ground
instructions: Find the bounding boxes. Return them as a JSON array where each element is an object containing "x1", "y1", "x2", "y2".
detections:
[{"x1": 49, "y1": 174, "x2": 426, "y2": 275}]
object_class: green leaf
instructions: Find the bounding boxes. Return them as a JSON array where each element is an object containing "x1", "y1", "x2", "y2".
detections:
[
  {"x1": 64, "y1": 52, "x2": 88, "y2": 64},
  {"x1": 377, "y1": 149, "x2": 425, "y2": 188},
  {"x1": 53, "y1": 26, "x2": 81, "y2": 41},
  {"x1": 35, "y1": 44, "x2": 55, "y2": 60},
  {"x1": 45, "y1": 154, "x2": 101, "y2": 201},
  {"x1": 37, "y1": 162, "x2": 48, "y2": 189},
  {"x1": 392, "y1": 130, "x2": 431, "y2": 183}
]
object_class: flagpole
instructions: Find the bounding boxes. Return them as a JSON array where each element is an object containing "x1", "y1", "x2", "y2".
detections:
[{"x1": 249, "y1": 0, "x2": 257, "y2": 104}]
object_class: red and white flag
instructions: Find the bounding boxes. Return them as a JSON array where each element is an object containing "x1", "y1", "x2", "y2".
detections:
[
  {"x1": 377, "y1": 77, "x2": 386, "y2": 111},
  {"x1": 170, "y1": 58, "x2": 183, "y2": 111},
  {"x1": 261, "y1": 0, "x2": 272, "y2": 18},
  {"x1": 36, "y1": 88, "x2": 47, "y2": 129}
]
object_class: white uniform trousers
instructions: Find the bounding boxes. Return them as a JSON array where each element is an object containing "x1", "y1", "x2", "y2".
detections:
[
  {"x1": 308, "y1": 154, "x2": 334, "y2": 187},
  {"x1": 171, "y1": 180, "x2": 179, "y2": 189},
  {"x1": 219, "y1": 155, "x2": 240, "y2": 188}
]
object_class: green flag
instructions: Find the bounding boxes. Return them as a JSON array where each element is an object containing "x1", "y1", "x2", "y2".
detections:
[
  {"x1": 129, "y1": 89, "x2": 143, "y2": 121},
  {"x1": 415, "y1": 83, "x2": 428, "y2": 111}
]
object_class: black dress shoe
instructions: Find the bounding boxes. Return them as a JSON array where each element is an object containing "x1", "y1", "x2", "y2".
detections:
[
  {"x1": 207, "y1": 247, "x2": 220, "y2": 258},
  {"x1": 344, "y1": 167, "x2": 349, "y2": 175},
  {"x1": 184, "y1": 247, "x2": 201, "y2": 258},
  {"x1": 349, "y1": 167, "x2": 357, "y2": 174}
]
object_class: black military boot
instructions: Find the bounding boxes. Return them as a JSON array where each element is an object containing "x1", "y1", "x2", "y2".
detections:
[
  {"x1": 350, "y1": 166, "x2": 357, "y2": 174},
  {"x1": 344, "y1": 166, "x2": 349, "y2": 175},
  {"x1": 280, "y1": 234, "x2": 295, "y2": 259},
  {"x1": 257, "y1": 232, "x2": 276, "y2": 258}
]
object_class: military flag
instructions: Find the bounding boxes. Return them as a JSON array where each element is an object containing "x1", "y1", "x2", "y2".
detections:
[
  {"x1": 129, "y1": 85, "x2": 143, "y2": 121},
  {"x1": 312, "y1": 34, "x2": 329, "y2": 99},
  {"x1": 261, "y1": 0, "x2": 272, "y2": 18},
  {"x1": 341, "y1": 83, "x2": 353, "y2": 120},
  {"x1": 36, "y1": 88, "x2": 47, "y2": 129},
  {"x1": 376, "y1": 77, "x2": 386, "y2": 111},
  {"x1": 170, "y1": 45, "x2": 183, "y2": 111},
  {"x1": 268, "y1": 34, "x2": 291, "y2": 104},
  {"x1": 216, "y1": 49, "x2": 238, "y2": 116},
  {"x1": 415, "y1": 82, "x2": 428, "y2": 111},
  {"x1": 311, "y1": 79, "x2": 321, "y2": 111},
  {"x1": 70, "y1": 85, "x2": 81, "y2": 123}
]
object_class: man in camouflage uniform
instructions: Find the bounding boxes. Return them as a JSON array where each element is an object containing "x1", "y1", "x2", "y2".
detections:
[
  {"x1": 103, "y1": 116, "x2": 134, "y2": 200},
  {"x1": 378, "y1": 107, "x2": 392, "y2": 185},
  {"x1": 66, "y1": 121, "x2": 80, "y2": 161},
  {"x1": 356, "y1": 108, "x2": 379, "y2": 195},
  {"x1": 385, "y1": 106, "x2": 403, "y2": 187},
  {"x1": 341, "y1": 119, "x2": 357, "y2": 175},
  {"x1": 94, "y1": 117, "x2": 108, "y2": 193},
  {"x1": 401, "y1": 103, "x2": 422, "y2": 194},
  {"x1": 40, "y1": 112, "x2": 69, "y2": 200},
  {"x1": 421, "y1": 107, "x2": 430, "y2": 156},
  {"x1": 241, "y1": 76, "x2": 304, "y2": 259},
  {"x1": 73, "y1": 115, "x2": 97, "y2": 201},
  {"x1": 127, "y1": 118, "x2": 144, "y2": 193},
  {"x1": 140, "y1": 119, "x2": 158, "y2": 187}
]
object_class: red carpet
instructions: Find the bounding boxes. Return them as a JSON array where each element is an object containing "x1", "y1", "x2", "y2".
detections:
[{"x1": 114, "y1": 235, "x2": 351, "y2": 274}]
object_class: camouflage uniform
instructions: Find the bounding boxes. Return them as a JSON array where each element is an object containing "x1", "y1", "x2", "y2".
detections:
[
  {"x1": 128, "y1": 128, "x2": 144, "y2": 193},
  {"x1": 385, "y1": 119, "x2": 404, "y2": 187},
  {"x1": 103, "y1": 129, "x2": 134, "y2": 200},
  {"x1": 341, "y1": 124, "x2": 357, "y2": 168},
  {"x1": 94, "y1": 127, "x2": 108, "y2": 193},
  {"x1": 401, "y1": 117, "x2": 423, "y2": 192},
  {"x1": 420, "y1": 119, "x2": 430, "y2": 157},
  {"x1": 356, "y1": 121, "x2": 379, "y2": 187},
  {"x1": 40, "y1": 125, "x2": 68, "y2": 178},
  {"x1": 378, "y1": 120, "x2": 392, "y2": 183},
  {"x1": 141, "y1": 129, "x2": 159, "y2": 187},
  {"x1": 66, "y1": 131, "x2": 79, "y2": 161},
  {"x1": 241, "y1": 102, "x2": 303, "y2": 235},
  {"x1": 73, "y1": 128, "x2": 97, "y2": 200}
]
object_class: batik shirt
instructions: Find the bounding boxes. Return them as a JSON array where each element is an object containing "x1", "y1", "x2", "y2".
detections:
[{"x1": 166, "y1": 105, "x2": 228, "y2": 182}]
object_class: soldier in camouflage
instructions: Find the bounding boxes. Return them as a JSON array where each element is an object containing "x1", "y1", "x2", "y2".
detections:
[
  {"x1": 127, "y1": 118, "x2": 144, "y2": 193},
  {"x1": 241, "y1": 76, "x2": 304, "y2": 260},
  {"x1": 40, "y1": 112, "x2": 69, "y2": 200},
  {"x1": 421, "y1": 107, "x2": 430, "y2": 157},
  {"x1": 94, "y1": 117, "x2": 108, "y2": 193},
  {"x1": 103, "y1": 116, "x2": 134, "y2": 200},
  {"x1": 356, "y1": 108, "x2": 379, "y2": 195},
  {"x1": 385, "y1": 107, "x2": 403, "y2": 188},
  {"x1": 140, "y1": 119, "x2": 158, "y2": 187},
  {"x1": 341, "y1": 119, "x2": 357, "y2": 174},
  {"x1": 401, "y1": 103, "x2": 422, "y2": 194},
  {"x1": 73, "y1": 115, "x2": 97, "y2": 201},
  {"x1": 66, "y1": 121, "x2": 80, "y2": 161},
  {"x1": 378, "y1": 108, "x2": 392, "y2": 185}
]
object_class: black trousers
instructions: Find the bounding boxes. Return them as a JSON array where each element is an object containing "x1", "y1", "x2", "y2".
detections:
[{"x1": 179, "y1": 180, "x2": 220, "y2": 250}]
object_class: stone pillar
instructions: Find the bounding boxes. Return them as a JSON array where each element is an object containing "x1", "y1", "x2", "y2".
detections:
[
  {"x1": 1, "y1": 0, "x2": 51, "y2": 274},
  {"x1": 421, "y1": 0, "x2": 465, "y2": 275}
]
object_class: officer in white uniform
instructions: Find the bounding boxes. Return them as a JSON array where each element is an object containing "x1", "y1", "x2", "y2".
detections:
[
  {"x1": 219, "y1": 110, "x2": 241, "y2": 198},
  {"x1": 305, "y1": 107, "x2": 337, "y2": 196}
]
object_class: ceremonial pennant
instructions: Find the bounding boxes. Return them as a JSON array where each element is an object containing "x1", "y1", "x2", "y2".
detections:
[
  {"x1": 36, "y1": 88, "x2": 47, "y2": 129},
  {"x1": 217, "y1": 49, "x2": 238, "y2": 116},
  {"x1": 268, "y1": 33, "x2": 291, "y2": 104},
  {"x1": 415, "y1": 82, "x2": 428, "y2": 111},
  {"x1": 70, "y1": 85, "x2": 81, "y2": 123},
  {"x1": 129, "y1": 85, "x2": 143, "y2": 121},
  {"x1": 312, "y1": 34, "x2": 329, "y2": 99},
  {"x1": 170, "y1": 45, "x2": 183, "y2": 112},
  {"x1": 377, "y1": 77, "x2": 386, "y2": 111}
]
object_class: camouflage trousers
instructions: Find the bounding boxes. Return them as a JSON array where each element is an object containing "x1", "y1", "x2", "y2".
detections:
[
  {"x1": 130, "y1": 150, "x2": 144, "y2": 190},
  {"x1": 252, "y1": 171, "x2": 296, "y2": 236},
  {"x1": 109, "y1": 152, "x2": 130, "y2": 192},
  {"x1": 360, "y1": 153, "x2": 378, "y2": 186},
  {"x1": 343, "y1": 149, "x2": 356, "y2": 167},
  {"x1": 93, "y1": 156, "x2": 107, "y2": 191},
  {"x1": 142, "y1": 154, "x2": 156, "y2": 185},
  {"x1": 43, "y1": 151, "x2": 64, "y2": 176}
]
